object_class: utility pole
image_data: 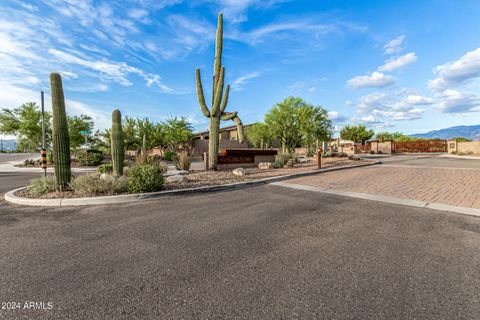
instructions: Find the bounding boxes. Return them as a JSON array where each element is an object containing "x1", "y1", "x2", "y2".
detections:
[{"x1": 41, "y1": 91, "x2": 47, "y2": 177}]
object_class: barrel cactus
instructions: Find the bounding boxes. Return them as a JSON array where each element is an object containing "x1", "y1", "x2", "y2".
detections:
[
  {"x1": 50, "y1": 73, "x2": 71, "y2": 191},
  {"x1": 111, "y1": 109, "x2": 124, "y2": 176},
  {"x1": 195, "y1": 12, "x2": 244, "y2": 171}
]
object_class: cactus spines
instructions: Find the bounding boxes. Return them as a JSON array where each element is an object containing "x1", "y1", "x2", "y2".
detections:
[
  {"x1": 50, "y1": 73, "x2": 71, "y2": 191},
  {"x1": 195, "y1": 12, "x2": 244, "y2": 171},
  {"x1": 111, "y1": 109, "x2": 124, "y2": 176}
]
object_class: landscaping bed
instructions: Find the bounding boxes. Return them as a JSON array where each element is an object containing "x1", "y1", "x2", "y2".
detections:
[{"x1": 14, "y1": 157, "x2": 367, "y2": 199}]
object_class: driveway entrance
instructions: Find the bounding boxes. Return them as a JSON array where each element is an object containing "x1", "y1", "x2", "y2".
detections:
[{"x1": 276, "y1": 154, "x2": 480, "y2": 210}]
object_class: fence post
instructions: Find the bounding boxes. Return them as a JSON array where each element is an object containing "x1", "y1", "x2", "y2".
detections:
[{"x1": 317, "y1": 147, "x2": 322, "y2": 169}]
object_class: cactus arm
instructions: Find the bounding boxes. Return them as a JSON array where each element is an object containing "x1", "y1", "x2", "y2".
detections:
[
  {"x1": 212, "y1": 13, "x2": 223, "y2": 103},
  {"x1": 220, "y1": 111, "x2": 237, "y2": 121},
  {"x1": 232, "y1": 115, "x2": 244, "y2": 144},
  {"x1": 211, "y1": 66, "x2": 225, "y2": 116},
  {"x1": 111, "y1": 109, "x2": 124, "y2": 176},
  {"x1": 220, "y1": 84, "x2": 230, "y2": 113},
  {"x1": 195, "y1": 69, "x2": 210, "y2": 117}
]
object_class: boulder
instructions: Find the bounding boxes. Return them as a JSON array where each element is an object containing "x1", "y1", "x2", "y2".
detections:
[
  {"x1": 348, "y1": 154, "x2": 360, "y2": 160},
  {"x1": 99, "y1": 173, "x2": 109, "y2": 180},
  {"x1": 258, "y1": 162, "x2": 272, "y2": 170},
  {"x1": 232, "y1": 168, "x2": 246, "y2": 176},
  {"x1": 297, "y1": 157, "x2": 308, "y2": 163},
  {"x1": 166, "y1": 175, "x2": 187, "y2": 183}
]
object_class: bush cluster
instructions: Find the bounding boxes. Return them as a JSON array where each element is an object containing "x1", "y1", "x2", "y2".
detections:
[
  {"x1": 127, "y1": 164, "x2": 166, "y2": 193},
  {"x1": 172, "y1": 151, "x2": 191, "y2": 171},
  {"x1": 163, "y1": 150, "x2": 177, "y2": 161},
  {"x1": 70, "y1": 174, "x2": 128, "y2": 196},
  {"x1": 272, "y1": 152, "x2": 296, "y2": 168},
  {"x1": 27, "y1": 176, "x2": 56, "y2": 196},
  {"x1": 75, "y1": 149, "x2": 104, "y2": 166},
  {"x1": 97, "y1": 163, "x2": 113, "y2": 173}
]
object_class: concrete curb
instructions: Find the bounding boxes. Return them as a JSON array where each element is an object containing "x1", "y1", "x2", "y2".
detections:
[
  {"x1": 4, "y1": 161, "x2": 379, "y2": 207},
  {"x1": 271, "y1": 182, "x2": 480, "y2": 218}
]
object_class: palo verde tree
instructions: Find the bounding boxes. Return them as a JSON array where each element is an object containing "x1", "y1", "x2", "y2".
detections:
[
  {"x1": 195, "y1": 12, "x2": 244, "y2": 170},
  {"x1": 340, "y1": 124, "x2": 374, "y2": 143}
]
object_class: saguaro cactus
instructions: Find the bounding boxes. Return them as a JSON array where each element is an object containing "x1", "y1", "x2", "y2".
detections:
[
  {"x1": 111, "y1": 109, "x2": 124, "y2": 176},
  {"x1": 50, "y1": 73, "x2": 71, "y2": 191},
  {"x1": 195, "y1": 12, "x2": 244, "y2": 171}
]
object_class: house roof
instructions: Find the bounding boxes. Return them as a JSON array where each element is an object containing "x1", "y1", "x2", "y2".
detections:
[{"x1": 193, "y1": 123, "x2": 253, "y2": 137}]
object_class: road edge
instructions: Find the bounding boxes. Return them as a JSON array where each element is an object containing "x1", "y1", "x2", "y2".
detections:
[{"x1": 4, "y1": 161, "x2": 379, "y2": 207}]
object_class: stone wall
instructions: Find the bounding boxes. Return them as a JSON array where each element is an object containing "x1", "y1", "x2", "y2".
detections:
[{"x1": 448, "y1": 140, "x2": 480, "y2": 155}]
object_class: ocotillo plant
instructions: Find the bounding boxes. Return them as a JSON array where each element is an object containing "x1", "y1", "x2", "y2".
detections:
[
  {"x1": 50, "y1": 73, "x2": 71, "y2": 191},
  {"x1": 111, "y1": 109, "x2": 124, "y2": 176},
  {"x1": 195, "y1": 12, "x2": 244, "y2": 170}
]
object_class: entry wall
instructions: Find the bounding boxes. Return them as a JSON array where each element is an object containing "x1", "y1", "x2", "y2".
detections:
[{"x1": 448, "y1": 140, "x2": 480, "y2": 155}]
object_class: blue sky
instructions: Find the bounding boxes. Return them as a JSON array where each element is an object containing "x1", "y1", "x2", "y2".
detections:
[{"x1": 1, "y1": 0, "x2": 480, "y2": 138}]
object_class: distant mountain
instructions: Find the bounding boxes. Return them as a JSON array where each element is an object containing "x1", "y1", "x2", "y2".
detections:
[
  {"x1": 0, "y1": 139, "x2": 17, "y2": 151},
  {"x1": 411, "y1": 125, "x2": 480, "y2": 140}
]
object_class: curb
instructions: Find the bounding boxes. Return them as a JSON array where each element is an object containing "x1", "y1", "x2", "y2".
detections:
[
  {"x1": 4, "y1": 161, "x2": 379, "y2": 207},
  {"x1": 271, "y1": 182, "x2": 480, "y2": 218}
]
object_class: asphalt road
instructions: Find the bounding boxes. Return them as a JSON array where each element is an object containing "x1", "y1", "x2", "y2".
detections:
[{"x1": 1, "y1": 184, "x2": 479, "y2": 319}]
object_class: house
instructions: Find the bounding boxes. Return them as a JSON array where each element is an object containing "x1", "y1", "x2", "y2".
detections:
[{"x1": 191, "y1": 124, "x2": 252, "y2": 157}]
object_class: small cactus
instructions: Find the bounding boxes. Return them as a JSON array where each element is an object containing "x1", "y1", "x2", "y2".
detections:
[
  {"x1": 50, "y1": 73, "x2": 71, "y2": 191},
  {"x1": 111, "y1": 109, "x2": 124, "y2": 176}
]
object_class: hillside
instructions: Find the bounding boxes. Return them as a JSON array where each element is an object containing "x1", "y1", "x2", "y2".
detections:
[{"x1": 411, "y1": 125, "x2": 480, "y2": 140}]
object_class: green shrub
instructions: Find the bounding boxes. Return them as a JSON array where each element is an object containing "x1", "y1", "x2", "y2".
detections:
[
  {"x1": 127, "y1": 164, "x2": 165, "y2": 193},
  {"x1": 27, "y1": 176, "x2": 56, "y2": 196},
  {"x1": 97, "y1": 163, "x2": 113, "y2": 174},
  {"x1": 272, "y1": 159, "x2": 284, "y2": 168},
  {"x1": 274, "y1": 152, "x2": 296, "y2": 167},
  {"x1": 76, "y1": 149, "x2": 104, "y2": 166},
  {"x1": 47, "y1": 150, "x2": 54, "y2": 164},
  {"x1": 172, "y1": 151, "x2": 191, "y2": 171},
  {"x1": 70, "y1": 174, "x2": 128, "y2": 196},
  {"x1": 163, "y1": 150, "x2": 177, "y2": 161}
]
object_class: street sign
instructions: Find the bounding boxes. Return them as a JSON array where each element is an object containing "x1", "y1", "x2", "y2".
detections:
[{"x1": 79, "y1": 130, "x2": 92, "y2": 135}]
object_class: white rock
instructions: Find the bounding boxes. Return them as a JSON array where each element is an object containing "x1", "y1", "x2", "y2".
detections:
[
  {"x1": 100, "y1": 173, "x2": 109, "y2": 180},
  {"x1": 297, "y1": 157, "x2": 308, "y2": 163},
  {"x1": 166, "y1": 175, "x2": 187, "y2": 183},
  {"x1": 232, "y1": 168, "x2": 246, "y2": 176},
  {"x1": 258, "y1": 162, "x2": 272, "y2": 169}
]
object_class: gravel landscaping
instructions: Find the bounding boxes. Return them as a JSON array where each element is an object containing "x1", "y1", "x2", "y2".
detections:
[{"x1": 14, "y1": 157, "x2": 368, "y2": 199}]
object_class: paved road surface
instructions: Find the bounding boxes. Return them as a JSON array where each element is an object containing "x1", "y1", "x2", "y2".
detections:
[
  {"x1": 0, "y1": 153, "x2": 38, "y2": 164},
  {"x1": 1, "y1": 184, "x2": 479, "y2": 319}
]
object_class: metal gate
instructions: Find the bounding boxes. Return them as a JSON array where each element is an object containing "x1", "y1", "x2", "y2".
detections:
[{"x1": 393, "y1": 140, "x2": 447, "y2": 153}]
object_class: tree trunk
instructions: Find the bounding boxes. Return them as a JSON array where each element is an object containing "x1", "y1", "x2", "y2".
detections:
[{"x1": 208, "y1": 117, "x2": 220, "y2": 170}]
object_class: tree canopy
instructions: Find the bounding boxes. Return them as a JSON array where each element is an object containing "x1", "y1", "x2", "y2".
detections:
[
  {"x1": 0, "y1": 102, "x2": 93, "y2": 151},
  {"x1": 340, "y1": 125, "x2": 375, "y2": 143},
  {"x1": 264, "y1": 97, "x2": 333, "y2": 153},
  {"x1": 245, "y1": 122, "x2": 275, "y2": 149}
]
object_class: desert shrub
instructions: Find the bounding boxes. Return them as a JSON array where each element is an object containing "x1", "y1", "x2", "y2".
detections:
[
  {"x1": 27, "y1": 176, "x2": 56, "y2": 195},
  {"x1": 274, "y1": 152, "x2": 296, "y2": 167},
  {"x1": 97, "y1": 163, "x2": 113, "y2": 174},
  {"x1": 163, "y1": 150, "x2": 177, "y2": 161},
  {"x1": 136, "y1": 153, "x2": 163, "y2": 166},
  {"x1": 76, "y1": 149, "x2": 104, "y2": 166},
  {"x1": 70, "y1": 174, "x2": 128, "y2": 196},
  {"x1": 172, "y1": 151, "x2": 191, "y2": 171},
  {"x1": 272, "y1": 159, "x2": 285, "y2": 168},
  {"x1": 127, "y1": 164, "x2": 165, "y2": 193},
  {"x1": 23, "y1": 159, "x2": 38, "y2": 166}
]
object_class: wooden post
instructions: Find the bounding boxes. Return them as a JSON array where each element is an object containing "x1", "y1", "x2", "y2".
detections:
[{"x1": 317, "y1": 147, "x2": 322, "y2": 169}]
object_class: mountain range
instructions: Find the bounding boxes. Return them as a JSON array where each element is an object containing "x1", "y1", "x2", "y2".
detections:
[{"x1": 411, "y1": 125, "x2": 480, "y2": 140}]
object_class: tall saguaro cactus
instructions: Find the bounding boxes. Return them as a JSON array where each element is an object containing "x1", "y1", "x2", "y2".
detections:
[
  {"x1": 50, "y1": 73, "x2": 71, "y2": 191},
  {"x1": 111, "y1": 109, "x2": 124, "y2": 176},
  {"x1": 196, "y1": 12, "x2": 244, "y2": 171}
]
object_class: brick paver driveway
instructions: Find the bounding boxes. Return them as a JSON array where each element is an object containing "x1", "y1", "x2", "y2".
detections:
[{"x1": 283, "y1": 154, "x2": 480, "y2": 209}]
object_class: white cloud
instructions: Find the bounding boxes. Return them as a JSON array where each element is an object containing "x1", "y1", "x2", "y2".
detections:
[
  {"x1": 378, "y1": 52, "x2": 417, "y2": 72},
  {"x1": 213, "y1": 0, "x2": 292, "y2": 23},
  {"x1": 350, "y1": 90, "x2": 431, "y2": 124},
  {"x1": 232, "y1": 72, "x2": 260, "y2": 91},
  {"x1": 347, "y1": 71, "x2": 396, "y2": 89},
  {"x1": 404, "y1": 94, "x2": 434, "y2": 105},
  {"x1": 428, "y1": 48, "x2": 480, "y2": 114},
  {"x1": 128, "y1": 8, "x2": 149, "y2": 20},
  {"x1": 287, "y1": 77, "x2": 326, "y2": 92},
  {"x1": 383, "y1": 35, "x2": 405, "y2": 54},
  {"x1": 327, "y1": 111, "x2": 347, "y2": 123}
]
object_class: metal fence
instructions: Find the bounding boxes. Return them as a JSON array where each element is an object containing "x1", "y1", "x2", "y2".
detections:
[{"x1": 393, "y1": 140, "x2": 447, "y2": 153}]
